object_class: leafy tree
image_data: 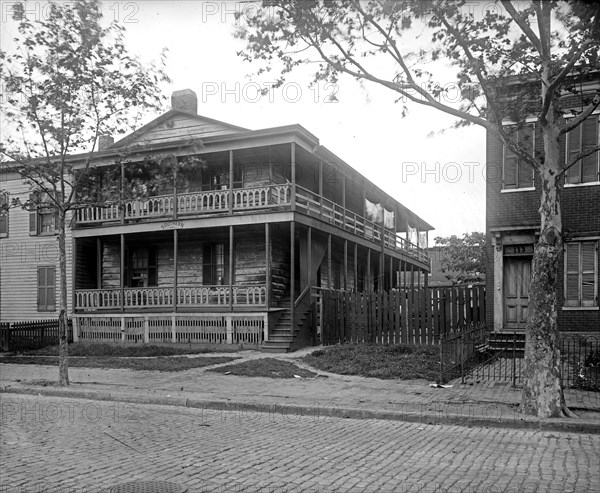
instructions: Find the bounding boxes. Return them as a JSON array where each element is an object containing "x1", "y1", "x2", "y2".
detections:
[
  {"x1": 0, "y1": 0, "x2": 170, "y2": 385},
  {"x1": 235, "y1": 0, "x2": 600, "y2": 417},
  {"x1": 434, "y1": 232, "x2": 486, "y2": 285}
]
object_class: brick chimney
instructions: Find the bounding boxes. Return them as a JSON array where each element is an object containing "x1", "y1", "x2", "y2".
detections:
[
  {"x1": 98, "y1": 135, "x2": 114, "y2": 150},
  {"x1": 171, "y1": 89, "x2": 198, "y2": 115}
]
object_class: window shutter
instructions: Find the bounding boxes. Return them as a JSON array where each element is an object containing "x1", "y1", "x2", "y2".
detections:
[
  {"x1": 565, "y1": 243, "x2": 580, "y2": 306},
  {"x1": 503, "y1": 126, "x2": 518, "y2": 189},
  {"x1": 518, "y1": 125, "x2": 535, "y2": 188},
  {"x1": 581, "y1": 118, "x2": 599, "y2": 183},
  {"x1": 0, "y1": 193, "x2": 7, "y2": 237},
  {"x1": 29, "y1": 193, "x2": 38, "y2": 235},
  {"x1": 566, "y1": 124, "x2": 582, "y2": 184},
  {"x1": 581, "y1": 242, "x2": 596, "y2": 307}
]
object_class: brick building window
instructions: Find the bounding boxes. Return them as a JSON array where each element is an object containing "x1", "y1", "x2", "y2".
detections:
[
  {"x1": 37, "y1": 266, "x2": 56, "y2": 312},
  {"x1": 565, "y1": 241, "x2": 598, "y2": 307},
  {"x1": 0, "y1": 192, "x2": 8, "y2": 238},
  {"x1": 566, "y1": 116, "x2": 599, "y2": 184},
  {"x1": 503, "y1": 124, "x2": 535, "y2": 190}
]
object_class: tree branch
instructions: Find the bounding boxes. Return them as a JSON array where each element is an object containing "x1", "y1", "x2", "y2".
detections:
[
  {"x1": 558, "y1": 144, "x2": 600, "y2": 178},
  {"x1": 501, "y1": 0, "x2": 542, "y2": 54},
  {"x1": 559, "y1": 92, "x2": 600, "y2": 136}
]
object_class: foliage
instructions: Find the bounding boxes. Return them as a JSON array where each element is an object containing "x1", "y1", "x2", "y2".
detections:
[
  {"x1": 302, "y1": 343, "x2": 441, "y2": 381},
  {"x1": 434, "y1": 232, "x2": 487, "y2": 285}
]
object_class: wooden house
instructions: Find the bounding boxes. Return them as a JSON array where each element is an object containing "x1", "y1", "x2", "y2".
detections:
[{"x1": 0, "y1": 89, "x2": 433, "y2": 351}]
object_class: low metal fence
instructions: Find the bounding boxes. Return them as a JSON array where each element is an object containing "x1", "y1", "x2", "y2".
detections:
[{"x1": 439, "y1": 323, "x2": 489, "y2": 383}]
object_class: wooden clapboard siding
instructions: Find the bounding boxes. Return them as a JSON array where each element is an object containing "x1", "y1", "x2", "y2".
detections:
[
  {"x1": 101, "y1": 239, "x2": 120, "y2": 289},
  {"x1": 122, "y1": 114, "x2": 243, "y2": 147},
  {"x1": 234, "y1": 231, "x2": 266, "y2": 285},
  {"x1": 271, "y1": 231, "x2": 290, "y2": 302},
  {"x1": 0, "y1": 177, "x2": 73, "y2": 322}
]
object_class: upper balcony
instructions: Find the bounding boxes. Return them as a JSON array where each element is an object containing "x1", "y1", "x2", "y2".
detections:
[{"x1": 75, "y1": 182, "x2": 428, "y2": 264}]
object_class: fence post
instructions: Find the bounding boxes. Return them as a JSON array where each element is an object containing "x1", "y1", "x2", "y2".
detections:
[
  {"x1": 439, "y1": 333, "x2": 444, "y2": 384},
  {"x1": 460, "y1": 334, "x2": 465, "y2": 384},
  {"x1": 143, "y1": 316, "x2": 150, "y2": 344}
]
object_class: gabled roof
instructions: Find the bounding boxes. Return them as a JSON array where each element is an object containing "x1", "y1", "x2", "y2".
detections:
[{"x1": 109, "y1": 110, "x2": 249, "y2": 150}]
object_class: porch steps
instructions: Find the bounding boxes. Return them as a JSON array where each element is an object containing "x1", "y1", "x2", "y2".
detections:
[{"x1": 260, "y1": 309, "x2": 309, "y2": 353}]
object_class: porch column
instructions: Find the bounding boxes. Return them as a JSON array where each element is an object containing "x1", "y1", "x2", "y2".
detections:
[
  {"x1": 229, "y1": 150, "x2": 234, "y2": 214},
  {"x1": 229, "y1": 225, "x2": 234, "y2": 311},
  {"x1": 120, "y1": 161, "x2": 125, "y2": 224},
  {"x1": 354, "y1": 243, "x2": 358, "y2": 291},
  {"x1": 173, "y1": 229, "x2": 178, "y2": 310},
  {"x1": 307, "y1": 226, "x2": 312, "y2": 288},
  {"x1": 290, "y1": 221, "x2": 295, "y2": 328},
  {"x1": 389, "y1": 255, "x2": 393, "y2": 290},
  {"x1": 291, "y1": 143, "x2": 296, "y2": 210},
  {"x1": 424, "y1": 266, "x2": 429, "y2": 288},
  {"x1": 120, "y1": 233, "x2": 125, "y2": 311},
  {"x1": 366, "y1": 248, "x2": 371, "y2": 292},
  {"x1": 344, "y1": 239, "x2": 348, "y2": 291},
  {"x1": 265, "y1": 223, "x2": 271, "y2": 309},
  {"x1": 71, "y1": 238, "x2": 77, "y2": 338},
  {"x1": 173, "y1": 156, "x2": 178, "y2": 220},
  {"x1": 96, "y1": 238, "x2": 102, "y2": 289},
  {"x1": 410, "y1": 263, "x2": 415, "y2": 288},
  {"x1": 327, "y1": 234, "x2": 332, "y2": 289},
  {"x1": 319, "y1": 160, "x2": 323, "y2": 219},
  {"x1": 342, "y1": 175, "x2": 346, "y2": 229}
]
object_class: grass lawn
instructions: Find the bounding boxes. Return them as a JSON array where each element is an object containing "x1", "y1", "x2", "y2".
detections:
[
  {"x1": 16, "y1": 342, "x2": 221, "y2": 357},
  {"x1": 210, "y1": 358, "x2": 318, "y2": 378},
  {"x1": 302, "y1": 343, "x2": 440, "y2": 381},
  {"x1": 0, "y1": 355, "x2": 240, "y2": 372}
]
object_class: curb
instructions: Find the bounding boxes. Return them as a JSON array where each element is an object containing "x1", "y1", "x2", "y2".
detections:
[{"x1": 2, "y1": 385, "x2": 598, "y2": 434}]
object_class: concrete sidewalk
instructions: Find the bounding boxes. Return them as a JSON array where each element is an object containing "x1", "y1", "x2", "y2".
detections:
[{"x1": 1, "y1": 349, "x2": 598, "y2": 433}]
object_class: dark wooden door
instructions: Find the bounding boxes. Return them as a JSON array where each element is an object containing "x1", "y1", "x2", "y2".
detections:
[{"x1": 504, "y1": 257, "x2": 532, "y2": 330}]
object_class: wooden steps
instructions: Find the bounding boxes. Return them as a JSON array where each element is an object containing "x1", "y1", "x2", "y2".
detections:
[{"x1": 260, "y1": 307, "x2": 310, "y2": 353}]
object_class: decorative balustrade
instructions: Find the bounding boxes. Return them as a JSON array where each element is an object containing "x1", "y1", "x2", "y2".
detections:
[
  {"x1": 75, "y1": 285, "x2": 267, "y2": 311},
  {"x1": 75, "y1": 182, "x2": 426, "y2": 264}
]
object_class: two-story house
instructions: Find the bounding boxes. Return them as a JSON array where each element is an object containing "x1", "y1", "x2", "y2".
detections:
[
  {"x1": 486, "y1": 73, "x2": 599, "y2": 337},
  {"x1": 0, "y1": 89, "x2": 432, "y2": 352}
]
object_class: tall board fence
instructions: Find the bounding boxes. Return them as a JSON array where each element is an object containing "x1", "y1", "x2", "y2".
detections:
[{"x1": 320, "y1": 285, "x2": 486, "y2": 346}]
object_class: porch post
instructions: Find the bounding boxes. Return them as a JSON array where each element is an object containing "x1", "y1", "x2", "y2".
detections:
[
  {"x1": 367, "y1": 248, "x2": 371, "y2": 292},
  {"x1": 71, "y1": 238, "x2": 78, "y2": 340},
  {"x1": 120, "y1": 161, "x2": 125, "y2": 224},
  {"x1": 389, "y1": 255, "x2": 393, "y2": 290},
  {"x1": 173, "y1": 156, "x2": 178, "y2": 220},
  {"x1": 344, "y1": 239, "x2": 348, "y2": 291},
  {"x1": 229, "y1": 150, "x2": 234, "y2": 214},
  {"x1": 173, "y1": 229, "x2": 178, "y2": 311},
  {"x1": 319, "y1": 160, "x2": 323, "y2": 219},
  {"x1": 307, "y1": 226, "x2": 312, "y2": 289},
  {"x1": 120, "y1": 233, "x2": 125, "y2": 311},
  {"x1": 290, "y1": 221, "x2": 295, "y2": 328},
  {"x1": 411, "y1": 263, "x2": 415, "y2": 288},
  {"x1": 291, "y1": 143, "x2": 296, "y2": 211},
  {"x1": 342, "y1": 175, "x2": 346, "y2": 228},
  {"x1": 354, "y1": 243, "x2": 358, "y2": 291},
  {"x1": 327, "y1": 234, "x2": 332, "y2": 289},
  {"x1": 229, "y1": 225, "x2": 234, "y2": 311},
  {"x1": 96, "y1": 238, "x2": 102, "y2": 289},
  {"x1": 265, "y1": 223, "x2": 271, "y2": 309}
]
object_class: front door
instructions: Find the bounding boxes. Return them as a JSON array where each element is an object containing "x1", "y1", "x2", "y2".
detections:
[{"x1": 503, "y1": 257, "x2": 532, "y2": 330}]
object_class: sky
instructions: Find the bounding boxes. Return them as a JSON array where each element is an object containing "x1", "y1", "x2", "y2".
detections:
[{"x1": 0, "y1": 0, "x2": 488, "y2": 241}]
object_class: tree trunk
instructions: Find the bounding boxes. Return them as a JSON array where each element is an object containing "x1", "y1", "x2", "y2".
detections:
[
  {"x1": 520, "y1": 135, "x2": 571, "y2": 417},
  {"x1": 58, "y1": 208, "x2": 69, "y2": 386}
]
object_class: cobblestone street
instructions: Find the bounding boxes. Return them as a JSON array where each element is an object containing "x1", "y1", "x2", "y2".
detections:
[{"x1": 1, "y1": 394, "x2": 598, "y2": 492}]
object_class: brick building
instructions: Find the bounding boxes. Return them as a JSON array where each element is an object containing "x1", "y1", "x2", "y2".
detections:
[{"x1": 486, "y1": 73, "x2": 599, "y2": 336}]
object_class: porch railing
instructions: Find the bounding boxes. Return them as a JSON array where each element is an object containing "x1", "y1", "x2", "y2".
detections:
[
  {"x1": 75, "y1": 183, "x2": 427, "y2": 263},
  {"x1": 75, "y1": 285, "x2": 267, "y2": 311}
]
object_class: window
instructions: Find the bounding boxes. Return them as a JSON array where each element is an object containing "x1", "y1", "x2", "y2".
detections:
[
  {"x1": 565, "y1": 241, "x2": 598, "y2": 307},
  {"x1": 503, "y1": 124, "x2": 535, "y2": 189},
  {"x1": 566, "y1": 116, "x2": 599, "y2": 184},
  {"x1": 124, "y1": 247, "x2": 157, "y2": 287},
  {"x1": 0, "y1": 192, "x2": 8, "y2": 238},
  {"x1": 29, "y1": 192, "x2": 58, "y2": 236},
  {"x1": 37, "y1": 266, "x2": 56, "y2": 312},
  {"x1": 203, "y1": 243, "x2": 226, "y2": 285}
]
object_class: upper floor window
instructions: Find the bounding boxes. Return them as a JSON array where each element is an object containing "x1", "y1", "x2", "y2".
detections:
[
  {"x1": 0, "y1": 192, "x2": 8, "y2": 238},
  {"x1": 565, "y1": 240, "x2": 598, "y2": 308},
  {"x1": 566, "y1": 116, "x2": 599, "y2": 185},
  {"x1": 503, "y1": 124, "x2": 535, "y2": 190},
  {"x1": 29, "y1": 191, "x2": 58, "y2": 236}
]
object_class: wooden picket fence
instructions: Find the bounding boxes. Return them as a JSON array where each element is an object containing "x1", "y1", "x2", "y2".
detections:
[
  {"x1": 1, "y1": 319, "x2": 73, "y2": 352},
  {"x1": 320, "y1": 285, "x2": 486, "y2": 346}
]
